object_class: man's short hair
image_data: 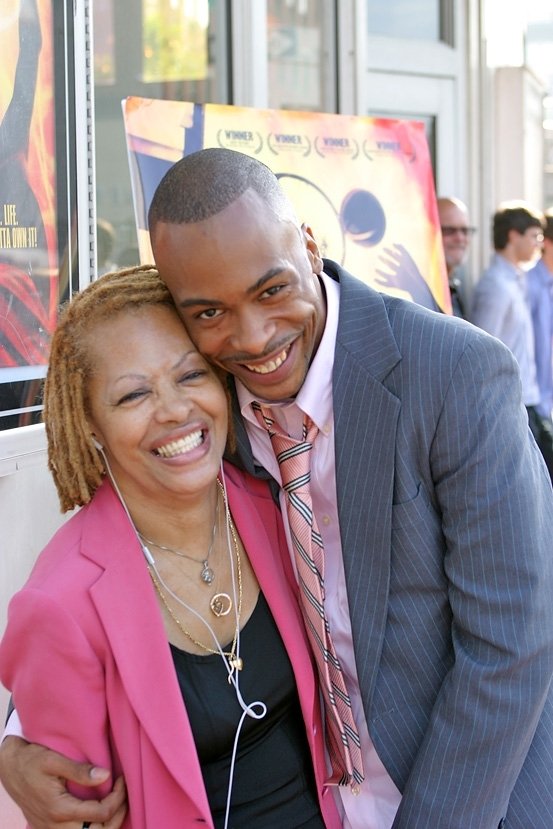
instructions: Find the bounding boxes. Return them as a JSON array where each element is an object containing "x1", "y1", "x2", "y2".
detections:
[
  {"x1": 493, "y1": 201, "x2": 544, "y2": 250},
  {"x1": 148, "y1": 148, "x2": 295, "y2": 231}
]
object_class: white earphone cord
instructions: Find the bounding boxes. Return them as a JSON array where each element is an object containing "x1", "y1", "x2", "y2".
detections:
[{"x1": 100, "y1": 450, "x2": 267, "y2": 829}]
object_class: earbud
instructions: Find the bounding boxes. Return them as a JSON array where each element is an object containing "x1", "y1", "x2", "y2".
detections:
[
  {"x1": 141, "y1": 544, "x2": 155, "y2": 566},
  {"x1": 92, "y1": 437, "x2": 103, "y2": 451}
]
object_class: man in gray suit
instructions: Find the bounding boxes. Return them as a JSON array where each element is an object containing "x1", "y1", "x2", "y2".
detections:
[{"x1": 3, "y1": 149, "x2": 553, "y2": 828}]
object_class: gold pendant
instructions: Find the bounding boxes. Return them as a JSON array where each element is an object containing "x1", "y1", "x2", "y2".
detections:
[
  {"x1": 227, "y1": 656, "x2": 244, "y2": 683},
  {"x1": 210, "y1": 592, "x2": 232, "y2": 617}
]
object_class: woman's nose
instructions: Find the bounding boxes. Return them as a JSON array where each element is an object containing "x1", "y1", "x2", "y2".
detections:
[{"x1": 153, "y1": 385, "x2": 192, "y2": 421}]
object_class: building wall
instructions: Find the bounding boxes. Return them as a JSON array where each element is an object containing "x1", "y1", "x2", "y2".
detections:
[
  {"x1": 493, "y1": 66, "x2": 545, "y2": 207},
  {"x1": 0, "y1": 439, "x2": 67, "y2": 825}
]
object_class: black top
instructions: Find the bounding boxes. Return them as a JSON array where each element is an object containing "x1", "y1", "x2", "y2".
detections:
[{"x1": 170, "y1": 592, "x2": 325, "y2": 829}]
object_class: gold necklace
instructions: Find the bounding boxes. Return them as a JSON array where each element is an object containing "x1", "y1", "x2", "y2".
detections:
[
  {"x1": 138, "y1": 487, "x2": 219, "y2": 586},
  {"x1": 147, "y1": 491, "x2": 243, "y2": 677},
  {"x1": 208, "y1": 480, "x2": 235, "y2": 618}
]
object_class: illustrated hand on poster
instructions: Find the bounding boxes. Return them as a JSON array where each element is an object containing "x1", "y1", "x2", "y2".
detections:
[{"x1": 375, "y1": 243, "x2": 440, "y2": 312}]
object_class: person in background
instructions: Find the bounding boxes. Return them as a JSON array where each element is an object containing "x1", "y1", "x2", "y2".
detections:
[
  {"x1": 437, "y1": 196, "x2": 475, "y2": 318},
  {"x1": 470, "y1": 201, "x2": 553, "y2": 474},
  {"x1": 0, "y1": 265, "x2": 339, "y2": 829},
  {"x1": 3, "y1": 149, "x2": 553, "y2": 829},
  {"x1": 526, "y1": 208, "x2": 553, "y2": 480}
]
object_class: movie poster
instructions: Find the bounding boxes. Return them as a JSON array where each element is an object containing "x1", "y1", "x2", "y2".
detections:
[
  {"x1": 122, "y1": 97, "x2": 450, "y2": 313},
  {"x1": 0, "y1": 0, "x2": 58, "y2": 368},
  {"x1": 0, "y1": 0, "x2": 63, "y2": 428}
]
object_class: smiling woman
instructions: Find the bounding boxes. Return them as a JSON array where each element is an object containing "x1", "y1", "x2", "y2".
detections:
[
  {"x1": 84, "y1": 305, "x2": 228, "y2": 512},
  {"x1": 0, "y1": 265, "x2": 340, "y2": 829}
]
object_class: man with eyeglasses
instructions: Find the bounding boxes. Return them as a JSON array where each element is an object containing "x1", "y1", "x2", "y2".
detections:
[
  {"x1": 437, "y1": 197, "x2": 476, "y2": 318},
  {"x1": 471, "y1": 201, "x2": 553, "y2": 472}
]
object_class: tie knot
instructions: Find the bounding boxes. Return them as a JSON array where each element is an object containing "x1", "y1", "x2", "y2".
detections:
[
  {"x1": 252, "y1": 401, "x2": 318, "y2": 443},
  {"x1": 251, "y1": 402, "x2": 318, "y2": 490}
]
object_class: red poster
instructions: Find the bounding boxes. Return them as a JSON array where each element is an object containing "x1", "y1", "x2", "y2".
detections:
[{"x1": 0, "y1": 0, "x2": 58, "y2": 371}]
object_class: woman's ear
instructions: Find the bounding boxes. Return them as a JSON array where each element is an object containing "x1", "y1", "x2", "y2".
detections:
[{"x1": 87, "y1": 419, "x2": 104, "y2": 451}]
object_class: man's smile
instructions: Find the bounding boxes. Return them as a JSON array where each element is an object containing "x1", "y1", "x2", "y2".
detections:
[{"x1": 242, "y1": 346, "x2": 290, "y2": 375}]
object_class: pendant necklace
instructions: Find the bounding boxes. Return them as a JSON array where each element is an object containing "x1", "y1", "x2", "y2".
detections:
[
  {"x1": 147, "y1": 484, "x2": 244, "y2": 679},
  {"x1": 138, "y1": 486, "x2": 219, "y2": 586}
]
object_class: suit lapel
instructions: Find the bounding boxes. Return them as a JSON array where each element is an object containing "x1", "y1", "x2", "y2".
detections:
[
  {"x1": 329, "y1": 263, "x2": 402, "y2": 711},
  {"x1": 80, "y1": 483, "x2": 210, "y2": 813}
]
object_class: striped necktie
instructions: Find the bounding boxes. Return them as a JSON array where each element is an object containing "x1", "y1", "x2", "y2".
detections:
[{"x1": 252, "y1": 401, "x2": 364, "y2": 788}]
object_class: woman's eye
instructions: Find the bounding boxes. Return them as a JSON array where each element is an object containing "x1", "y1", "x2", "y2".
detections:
[
  {"x1": 117, "y1": 389, "x2": 147, "y2": 405},
  {"x1": 179, "y1": 370, "x2": 206, "y2": 383}
]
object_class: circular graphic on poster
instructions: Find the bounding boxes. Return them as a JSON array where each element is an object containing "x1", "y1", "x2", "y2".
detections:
[
  {"x1": 340, "y1": 189, "x2": 386, "y2": 247},
  {"x1": 275, "y1": 173, "x2": 346, "y2": 264}
]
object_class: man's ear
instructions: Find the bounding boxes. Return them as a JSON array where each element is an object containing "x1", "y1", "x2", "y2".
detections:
[
  {"x1": 301, "y1": 224, "x2": 324, "y2": 275},
  {"x1": 507, "y1": 227, "x2": 521, "y2": 248}
]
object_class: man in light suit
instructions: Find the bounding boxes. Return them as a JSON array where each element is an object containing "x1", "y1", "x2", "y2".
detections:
[{"x1": 3, "y1": 149, "x2": 553, "y2": 828}]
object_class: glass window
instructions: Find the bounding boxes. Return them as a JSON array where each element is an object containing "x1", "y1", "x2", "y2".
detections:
[
  {"x1": 94, "y1": 0, "x2": 116, "y2": 85},
  {"x1": 93, "y1": 0, "x2": 229, "y2": 274},
  {"x1": 367, "y1": 0, "x2": 441, "y2": 41},
  {"x1": 0, "y1": 0, "x2": 77, "y2": 430},
  {"x1": 267, "y1": 0, "x2": 336, "y2": 112},
  {"x1": 142, "y1": 0, "x2": 209, "y2": 83},
  {"x1": 525, "y1": 10, "x2": 553, "y2": 84}
]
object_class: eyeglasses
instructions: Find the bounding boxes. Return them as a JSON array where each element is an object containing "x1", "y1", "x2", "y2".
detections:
[
  {"x1": 525, "y1": 230, "x2": 544, "y2": 243},
  {"x1": 441, "y1": 226, "x2": 477, "y2": 238}
]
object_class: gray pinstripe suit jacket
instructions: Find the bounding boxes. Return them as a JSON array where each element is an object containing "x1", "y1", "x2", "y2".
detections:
[{"x1": 230, "y1": 261, "x2": 553, "y2": 828}]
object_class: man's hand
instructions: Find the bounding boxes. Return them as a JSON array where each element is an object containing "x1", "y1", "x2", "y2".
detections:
[{"x1": 0, "y1": 737, "x2": 127, "y2": 828}]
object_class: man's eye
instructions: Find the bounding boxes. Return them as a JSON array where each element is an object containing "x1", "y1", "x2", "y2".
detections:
[
  {"x1": 262, "y1": 284, "x2": 284, "y2": 298},
  {"x1": 198, "y1": 308, "x2": 223, "y2": 320}
]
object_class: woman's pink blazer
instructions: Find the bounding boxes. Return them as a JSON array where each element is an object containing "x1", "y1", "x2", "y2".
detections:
[{"x1": 0, "y1": 462, "x2": 340, "y2": 828}]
